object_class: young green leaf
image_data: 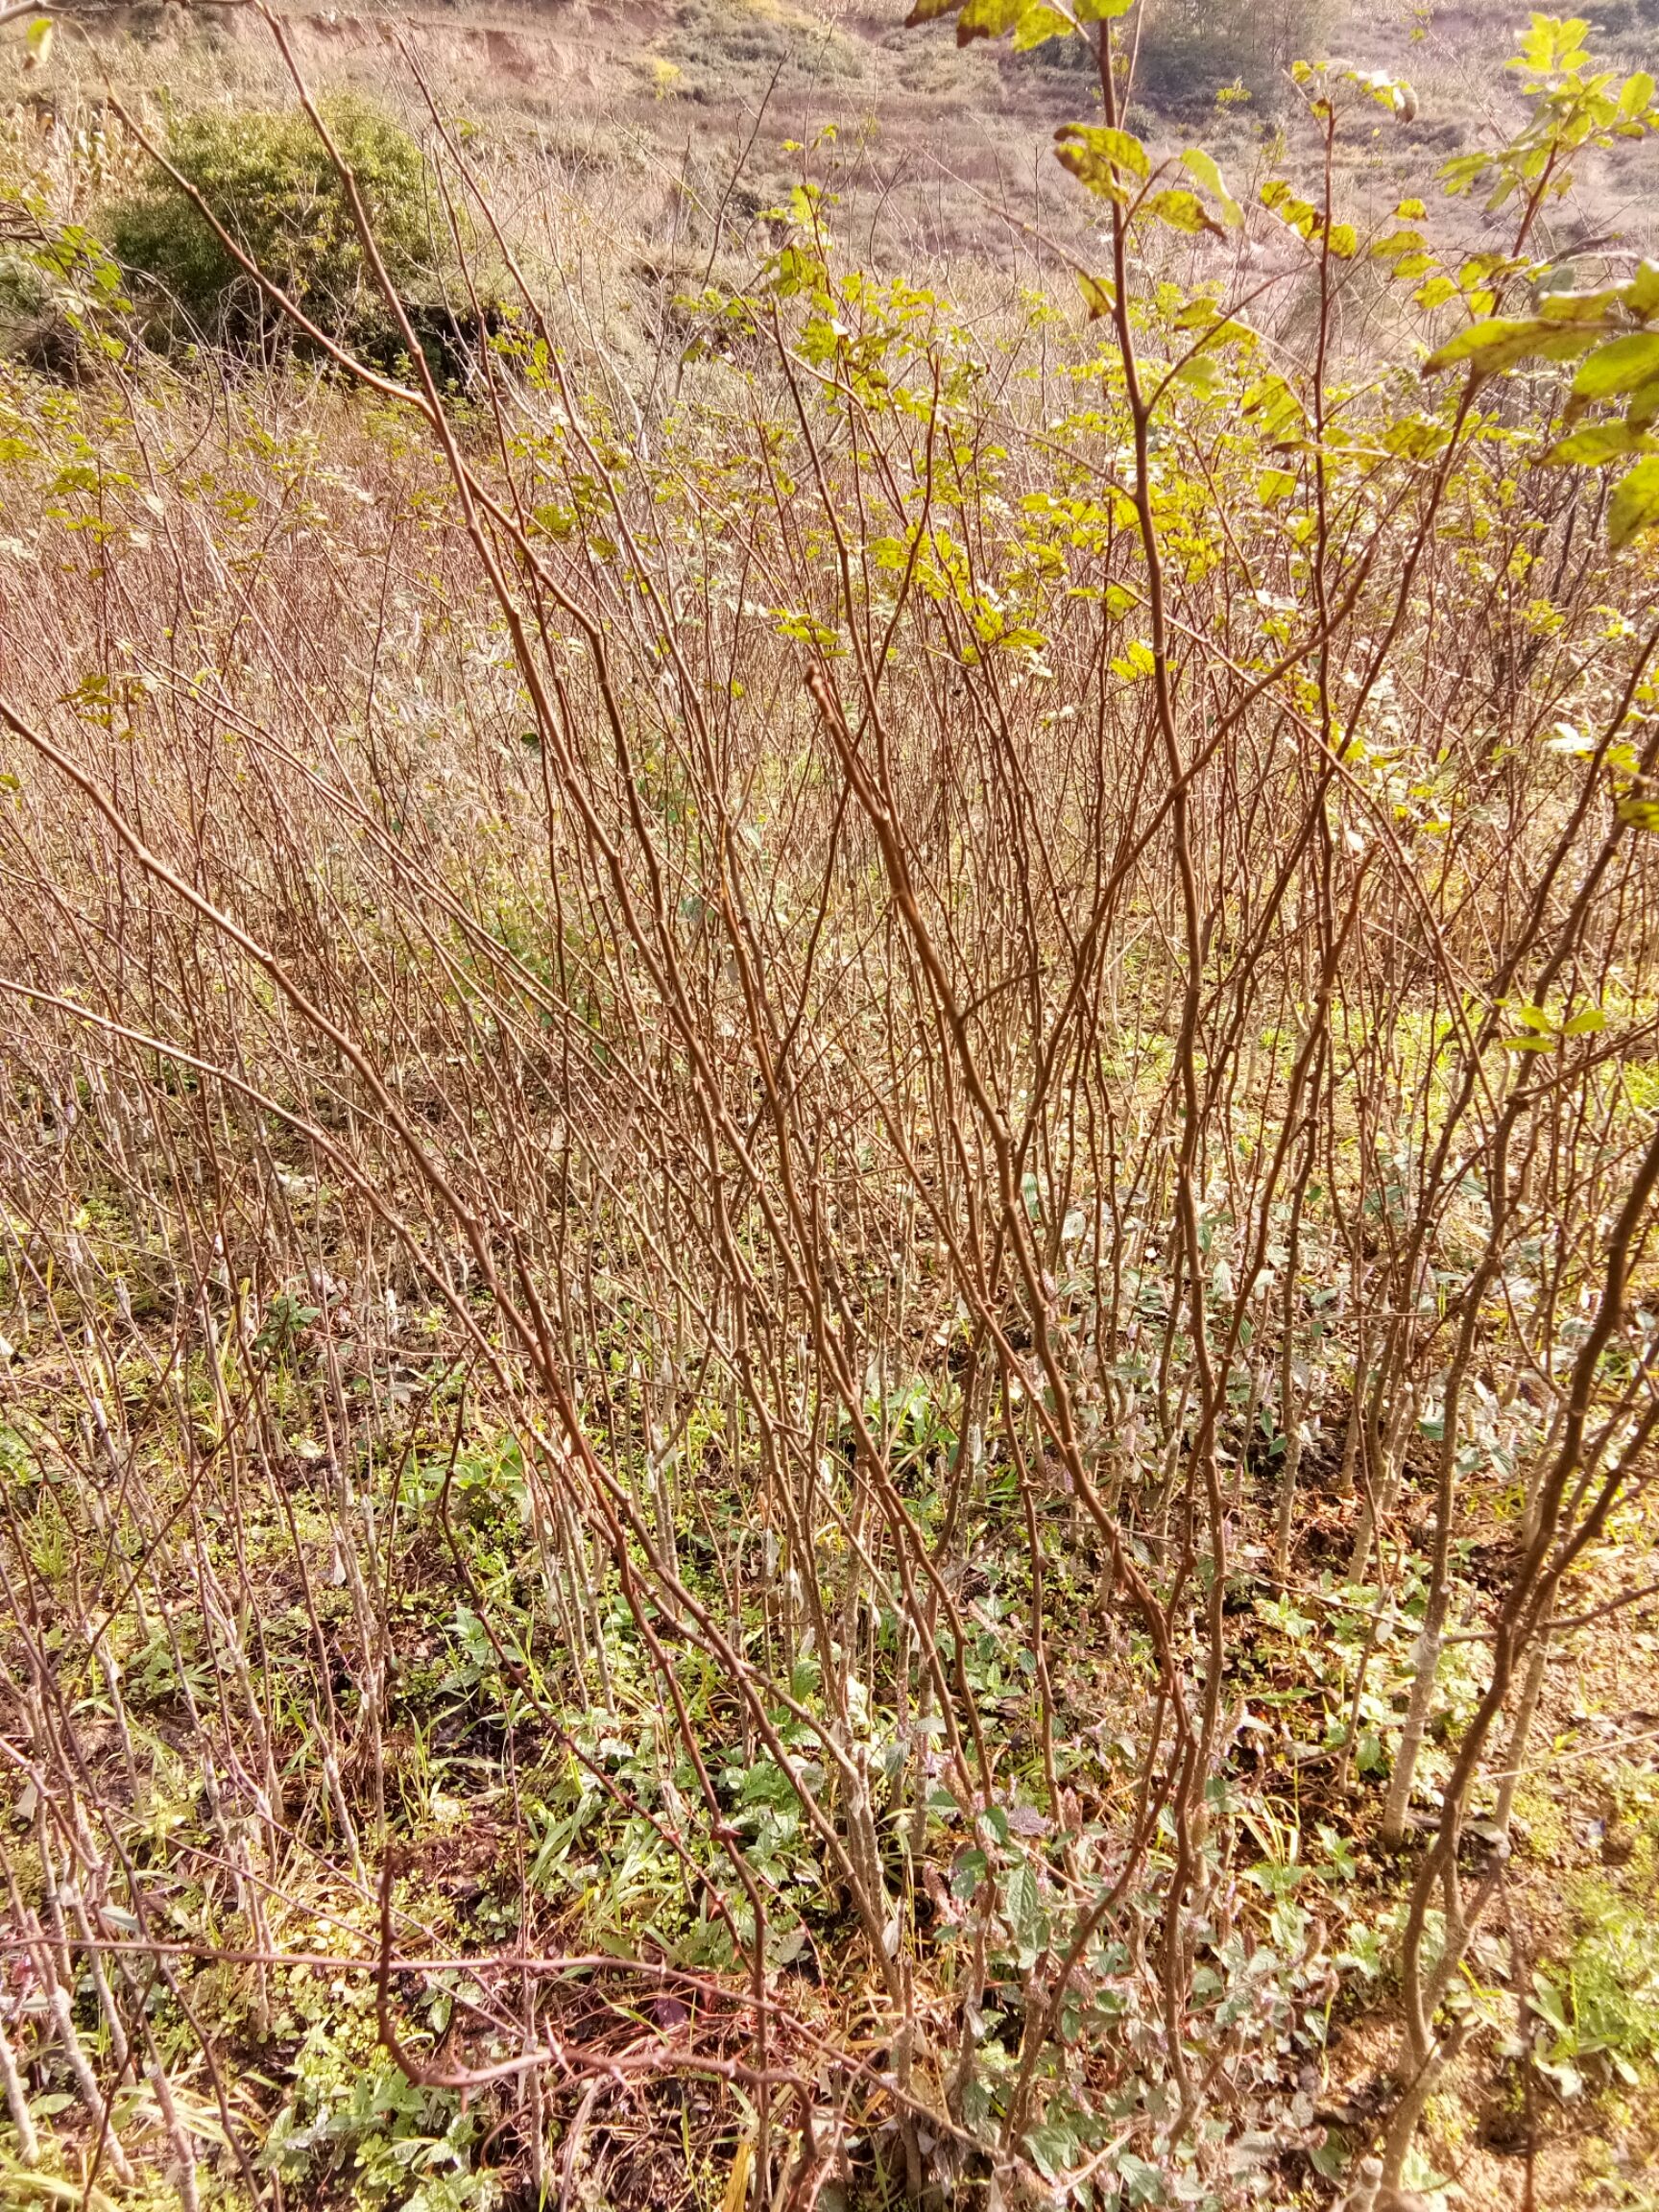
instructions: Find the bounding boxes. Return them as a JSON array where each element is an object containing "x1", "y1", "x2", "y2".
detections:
[
  {"x1": 1512, "y1": 15, "x2": 1592, "y2": 78},
  {"x1": 1180, "y1": 148, "x2": 1242, "y2": 227},
  {"x1": 1573, "y1": 330, "x2": 1659, "y2": 400},
  {"x1": 1545, "y1": 421, "x2": 1654, "y2": 466},
  {"x1": 1423, "y1": 316, "x2": 1594, "y2": 375},
  {"x1": 1075, "y1": 272, "x2": 1116, "y2": 321},
  {"x1": 1053, "y1": 122, "x2": 1149, "y2": 201},
  {"x1": 1609, "y1": 456, "x2": 1659, "y2": 549},
  {"x1": 1144, "y1": 187, "x2": 1224, "y2": 237}
]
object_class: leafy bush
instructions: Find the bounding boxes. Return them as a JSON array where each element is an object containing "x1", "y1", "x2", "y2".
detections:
[{"x1": 110, "y1": 95, "x2": 437, "y2": 352}]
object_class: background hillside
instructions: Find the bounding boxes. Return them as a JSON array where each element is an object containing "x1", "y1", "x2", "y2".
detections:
[{"x1": 14, "y1": 1, "x2": 1659, "y2": 291}]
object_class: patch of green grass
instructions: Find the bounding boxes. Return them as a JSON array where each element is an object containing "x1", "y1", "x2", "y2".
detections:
[{"x1": 1532, "y1": 1801, "x2": 1659, "y2": 2096}]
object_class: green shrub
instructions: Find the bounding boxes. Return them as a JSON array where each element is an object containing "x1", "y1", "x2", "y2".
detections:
[{"x1": 110, "y1": 95, "x2": 437, "y2": 353}]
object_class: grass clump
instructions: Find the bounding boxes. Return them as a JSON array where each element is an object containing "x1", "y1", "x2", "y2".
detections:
[{"x1": 659, "y1": 0, "x2": 866, "y2": 98}]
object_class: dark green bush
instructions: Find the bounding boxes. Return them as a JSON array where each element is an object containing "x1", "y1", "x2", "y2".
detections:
[
  {"x1": 1133, "y1": 0, "x2": 1332, "y2": 113},
  {"x1": 110, "y1": 95, "x2": 437, "y2": 352},
  {"x1": 1020, "y1": 0, "x2": 1329, "y2": 112}
]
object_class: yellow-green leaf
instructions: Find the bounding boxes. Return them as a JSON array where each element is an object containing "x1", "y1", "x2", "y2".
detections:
[
  {"x1": 1609, "y1": 457, "x2": 1659, "y2": 550},
  {"x1": 1537, "y1": 286, "x2": 1622, "y2": 324},
  {"x1": 1012, "y1": 3, "x2": 1073, "y2": 48},
  {"x1": 1145, "y1": 187, "x2": 1222, "y2": 237},
  {"x1": 1174, "y1": 353, "x2": 1223, "y2": 395},
  {"x1": 1423, "y1": 316, "x2": 1593, "y2": 375},
  {"x1": 1545, "y1": 421, "x2": 1654, "y2": 467},
  {"x1": 1573, "y1": 330, "x2": 1659, "y2": 400},
  {"x1": 1076, "y1": 272, "x2": 1116, "y2": 321},
  {"x1": 1262, "y1": 179, "x2": 1320, "y2": 239},
  {"x1": 956, "y1": 0, "x2": 1025, "y2": 42},
  {"x1": 1180, "y1": 149, "x2": 1242, "y2": 227},
  {"x1": 1054, "y1": 122, "x2": 1149, "y2": 201}
]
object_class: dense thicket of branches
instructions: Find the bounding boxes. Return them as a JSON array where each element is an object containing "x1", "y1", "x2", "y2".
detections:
[{"x1": 2, "y1": 7, "x2": 1659, "y2": 2208}]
